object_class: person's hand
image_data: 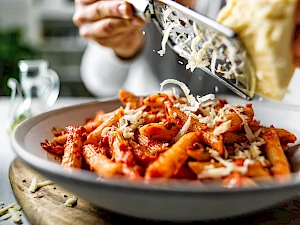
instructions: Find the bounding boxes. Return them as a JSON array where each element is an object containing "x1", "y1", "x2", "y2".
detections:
[
  {"x1": 73, "y1": 0, "x2": 146, "y2": 59},
  {"x1": 293, "y1": 1, "x2": 300, "y2": 67}
]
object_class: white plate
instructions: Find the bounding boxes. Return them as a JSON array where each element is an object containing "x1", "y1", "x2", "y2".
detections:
[{"x1": 12, "y1": 96, "x2": 300, "y2": 221}]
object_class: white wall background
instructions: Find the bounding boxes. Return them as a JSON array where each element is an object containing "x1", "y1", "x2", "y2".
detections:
[{"x1": 283, "y1": 69, "x2": 300, "y2": 106}]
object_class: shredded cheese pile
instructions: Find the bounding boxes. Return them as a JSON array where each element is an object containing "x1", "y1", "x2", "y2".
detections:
[{"x1": 0, "y1": 202, "x2": 22, "y2": 223}]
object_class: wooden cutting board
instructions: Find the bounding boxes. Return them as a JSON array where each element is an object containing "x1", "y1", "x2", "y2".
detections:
[{"x1": 9, "y1": 158, "x2": 300, "y2": 225}]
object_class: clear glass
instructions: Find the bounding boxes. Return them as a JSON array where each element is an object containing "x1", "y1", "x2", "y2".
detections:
[{"x1": 7, "y1": 59, "x2": 60, "y2": 134}]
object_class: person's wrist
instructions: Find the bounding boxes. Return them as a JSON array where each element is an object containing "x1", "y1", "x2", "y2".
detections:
[{"x1": 113, "y1": 30, "x2": 145, "y2": 60}]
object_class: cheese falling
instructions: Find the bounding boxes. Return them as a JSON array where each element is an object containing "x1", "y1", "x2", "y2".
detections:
[{"x1": 217, "y1": 0, "x2": 298, "y2": 101}]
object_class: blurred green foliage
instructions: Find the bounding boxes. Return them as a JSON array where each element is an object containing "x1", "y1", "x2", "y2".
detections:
[{"x1": 0, "y1": 29, "x2": 37, "y2": 96}]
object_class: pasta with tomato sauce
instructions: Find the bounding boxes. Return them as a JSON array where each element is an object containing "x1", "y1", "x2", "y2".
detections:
[{"x1": 41, "y1": 79, "x2": 297, "y2": 188}]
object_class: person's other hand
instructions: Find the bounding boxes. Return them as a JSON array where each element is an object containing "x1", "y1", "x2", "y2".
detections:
[
  {"x1": 293, "y1": 0, "x2": 300, "y2": 67},
  {"x1": 73, "y1": 0, "x2": 146, "y2": 59}
]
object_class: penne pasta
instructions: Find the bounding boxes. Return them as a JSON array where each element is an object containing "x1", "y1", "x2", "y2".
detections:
[
  {"x1": 41, "y1": 81, "x2": 297, "y2": 188},
  {"x1": 85, "y1": 107, "x2": 124, "y2": 145},
  {"x1": 164, "y1": 101, "x2": 224, "y2": 155},
  {"x1": 145, "y1": 132, "x2": 201, "y2": 178},
  {"x1": 118, "y1": 90, "x2": 143, "y2": 109},
  {"x1": 135, "y1": 133, "x2": 169, "y2": 155},
  {"x1": 83, "y1": 144, "x2": 124, "y2": 177},
  {"x1": 262, "y1": 129, "x2": 291, "y2": 180},
  {"x1": 246, "y1": 161, "x2": 272, "y2": 181},
  {"x1": 53, "y1": 134, "x2": 67, "y2": 146},
  {"x1": 143, "y1": 93, "x2": 170, "y2": 108},
  {"x1": 139, "y1": 122, "x2": 180, "y2": 141},
  {"x1": 186, "y1": 143, "x2": 210, "y2": 162},
  {"x1": 62, "y1": 126, "x2": 86, "y2": 168}
]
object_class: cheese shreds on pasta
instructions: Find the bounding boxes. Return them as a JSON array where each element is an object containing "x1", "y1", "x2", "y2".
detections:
[
  {"x1": 213, "y1": 120, "x2": 232, "y2": 136},
  {"x1": 174, "y1": 116, "x2": 191, "y2": 141},
  {"x1": 40, "y1": 77, "x2": 297, "y2": 188},
  {"x1": 118, "y1": 110, "x2": 144, "y2": 139},
  {"x1": 160, "y1": 79, "x2": 215, "y2": 113},
  {"x1": 198, "y1": 149, "x2": 255, "y2": 179}
]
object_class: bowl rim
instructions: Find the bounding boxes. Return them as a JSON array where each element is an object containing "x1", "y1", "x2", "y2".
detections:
[{"x1": 11, "y1": 98, "x2": 300, "y2": 195}]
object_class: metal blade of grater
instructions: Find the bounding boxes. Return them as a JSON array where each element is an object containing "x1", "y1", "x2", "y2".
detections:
[{"x1": 128, "y1": 0, "x2": 257, "y2": 100}]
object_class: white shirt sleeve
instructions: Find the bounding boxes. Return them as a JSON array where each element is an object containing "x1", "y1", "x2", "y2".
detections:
[
  {"x1": 195, "y1": 0, "x2": 224, "y2": 19},
  {"x1": 80, "y1": 41, "x2": 130, "y2": 98},
  {"x1": 80, "y1": 29, "x2": 151, "y2": 98}
]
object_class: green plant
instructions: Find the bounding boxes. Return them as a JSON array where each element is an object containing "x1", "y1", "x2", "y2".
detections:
[{"x1": 0, "y1": 29, "x2": 37, "y2": 96}]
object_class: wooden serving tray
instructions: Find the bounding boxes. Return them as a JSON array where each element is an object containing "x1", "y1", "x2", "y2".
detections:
[{"x1": 9, "y1": 158, "x2": 300, "y2": 225}]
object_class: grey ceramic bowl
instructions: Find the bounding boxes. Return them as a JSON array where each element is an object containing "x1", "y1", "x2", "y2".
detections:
[{"x1": 12, "y1": 96, "x2": 300, "y2": 221}]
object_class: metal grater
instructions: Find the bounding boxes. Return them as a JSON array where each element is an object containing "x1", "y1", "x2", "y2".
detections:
[{"x1": 127, "y1": 0, "x2": 256, "y2": 100}]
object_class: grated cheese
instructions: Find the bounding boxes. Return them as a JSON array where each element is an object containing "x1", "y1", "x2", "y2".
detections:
[
  {"x1": 198, "y1": 149, "x2": 255, "y2": 179},
  {"x1": 221, "y1": 104, "x2": 255, "y2": 142},
  {"x1": 8, "y1": 208, "x2": 21, "y2": 223},
  {"x1": 64, "y1": 196, "x2": 78, "y2": 207},
  {"x1": 29, "y1": 177, "x2": 38, "y2": 193},
  {"x1": 37, "y1": 180, "x2": 54, "y2": 188},
  {"x1": 233, "y1": 137, "x2": 268, "y2": 166},
  {"x1": 118, "y1": 109, "x2": 144, "y2": 139},
  {"x1": 29, "y1": 177, "x2": 54, "y2": 193},
  {"x1": 101, "y1": 127, "x2": 114, "y2": 137},
  {"x1": 0, "y1": 203, "x2": 15, "y2": 216},
  {"x1": 0, "y1": 203, "x2": 22, "y2": 223},
  {"x1": 213, "y1": 120, "x2": 232, "y2": 136},
  {"x1": 160, "y1": 79, "x2": 215, "y2": 112},
  {"x1": 157, "y1": 22, "x2": 178, "y2": 56},
  {"x1": 211, "y1": 50, "x2": 218, "y2": 75},
  {"x1": 159, "y1": 79, "x2": 270, "y2": 177},
  {"x1": 13, "y1": 205, "x2": 21, "y2": 211},
  {"x1": 0, "y1": 212, "x2": 12, "y2": 221},
  {"x1": 174, "y1": 116, "x2": 191, "y2": 141},
  {"x1": 157, "y1": 6, "x2": 248, "y2": 84},
  {"x1": 214, "y1": 86, "x2": 219, "y2": 93}
]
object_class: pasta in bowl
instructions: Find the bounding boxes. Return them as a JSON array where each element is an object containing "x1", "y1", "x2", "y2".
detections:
[
  {"x1": 12, "y1": 79, "x2": 300, "y2": 221},
  {"x1": 42, "y1": 79, "x2": 297, "y2": 187}
]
